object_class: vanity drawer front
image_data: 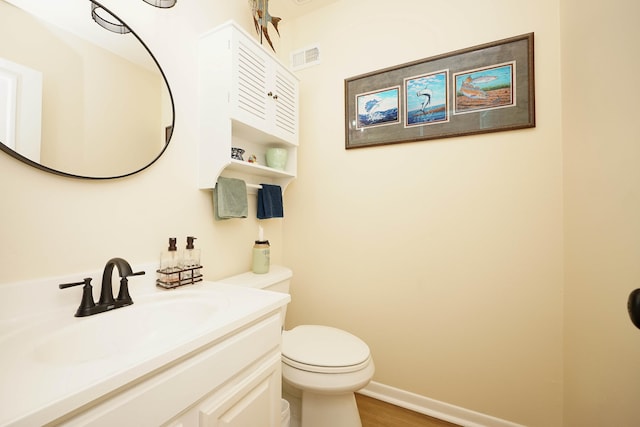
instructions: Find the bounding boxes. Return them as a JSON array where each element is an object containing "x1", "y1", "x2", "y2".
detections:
[
  {"x1": 197, "y1": 354, "x2": 281, "y2": 427},
  {"x1": 55, "y1": 313, "x2": 282, "y2": 426}
]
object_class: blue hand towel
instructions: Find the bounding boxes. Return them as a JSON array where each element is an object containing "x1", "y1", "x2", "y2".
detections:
[
  {"x1": 214, "y1": 177, "x2": 248, "y2": 220},
  {"x1": 257, "y1": 184, "x2": 284, "y2": 219}
]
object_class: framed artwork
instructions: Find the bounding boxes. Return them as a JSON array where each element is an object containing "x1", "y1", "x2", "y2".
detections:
[
  {"x1": 355, "y1": 86, "x2": 400, "y2": 130},
  {"x1": 345, "y1": 33, "x2": 535, "y2": 149}
]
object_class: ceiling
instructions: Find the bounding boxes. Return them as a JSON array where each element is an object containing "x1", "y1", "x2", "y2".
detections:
[
  {"x1": 269, "y1": 0, "x2": 339, "y2": 20},
  {"x1": 2, "y1": 0, "x2": 340, "y2": 67},
  {"x1": 3, "y1": 0, "x2": 154, "y2": 68}
]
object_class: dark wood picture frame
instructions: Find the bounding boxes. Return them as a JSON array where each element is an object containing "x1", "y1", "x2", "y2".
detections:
[{"x1": 345, "y1": 33, "x2": 535, "y2": 149}]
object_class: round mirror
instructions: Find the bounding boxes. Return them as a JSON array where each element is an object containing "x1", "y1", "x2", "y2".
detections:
[{"x1": 0, "y1": 0, "x2": 174, "y2": 179}]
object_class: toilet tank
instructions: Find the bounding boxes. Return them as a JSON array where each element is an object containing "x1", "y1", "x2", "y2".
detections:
[{"x1": 217, "y1": 265, "x2": 292, "y2": 326}]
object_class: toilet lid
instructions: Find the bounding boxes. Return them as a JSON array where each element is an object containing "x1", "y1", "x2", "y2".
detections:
[{"x1": 282, "y1": 325, "x2": 370, "y2": 369}]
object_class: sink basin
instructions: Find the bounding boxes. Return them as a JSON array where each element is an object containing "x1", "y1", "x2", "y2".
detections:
[{"x1": 33, "y1": 291, "x2": 228, "y2": 365}]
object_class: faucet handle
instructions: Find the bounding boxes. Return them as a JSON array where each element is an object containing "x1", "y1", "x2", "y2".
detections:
[
  {"x1": 59, "y1": 278, "x2": 98, "y2": 317},
  {"x1": 59, "y1": 277, "x2": 92, "y2": 289},
  {"x1": 116, "y1": 270, "x2": 145, "y2": 306}
]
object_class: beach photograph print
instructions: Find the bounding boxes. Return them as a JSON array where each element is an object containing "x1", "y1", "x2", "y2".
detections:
[
  {"x1": 454, "y1": 61, "x2": 515, "y2": 115},
  {"x1": 404, "y1": 70, "x2": 449, "y2": 127},
  {"x1": 355, "y1": 86, "x2": 400, "y2": 129}
]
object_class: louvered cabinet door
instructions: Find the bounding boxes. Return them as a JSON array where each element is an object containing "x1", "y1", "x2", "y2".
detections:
[
  {"x1": 271, "y1": 64, "x2": 298, "y2": 144},
  {"x1": 230, "y1": 35, "x2": 269, "y2": 131}
]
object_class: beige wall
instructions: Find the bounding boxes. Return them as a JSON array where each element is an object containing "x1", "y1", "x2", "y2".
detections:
[
  {"x1": 561, "y1": 0, "x2": 640, "y2": 425},
  {"x1": 279, "y1": 0, "x2": 640, "y2": 425},
  {"x1": 281, "y1": 0, "x2": 563, "y2": 425},
  {"x1": 1, "y1": 0, "x2": 639, "y2": 426},
  {"x1": 0, "y1": 0, "x2": 285, "y2": 283}
]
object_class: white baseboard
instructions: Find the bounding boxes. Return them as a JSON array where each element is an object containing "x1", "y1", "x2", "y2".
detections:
[{"x1": 357, "y1": 381, "x2": 525, "y2": 427}]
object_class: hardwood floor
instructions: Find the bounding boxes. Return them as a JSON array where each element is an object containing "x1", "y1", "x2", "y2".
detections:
[{"x1": 356, "y1": 394, "x2": 461, "y2": 427}]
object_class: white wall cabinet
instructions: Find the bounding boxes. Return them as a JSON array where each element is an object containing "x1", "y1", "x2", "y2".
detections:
[
  {"x1": 56, "y1": 314, "x2": 283, "y2": 427},
  {"x1": 199, "y1": 21, "x2": 299, "y2": 192}
]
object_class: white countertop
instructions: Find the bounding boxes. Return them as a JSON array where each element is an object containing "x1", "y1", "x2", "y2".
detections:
[{"x1": 0, "y1": 266, "x2": 289, "y2": 426}]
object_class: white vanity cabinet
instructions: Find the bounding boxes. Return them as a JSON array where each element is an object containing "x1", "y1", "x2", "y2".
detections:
[
  {"x1": 168, "y1": 354, "x2": 281, "y2": 427},
  {"x1": 199, "y1": 21, "x2": 299, "y2": 192},
  {"x1": 55, "y1": 313, "x2": 284, "y2": 427}
]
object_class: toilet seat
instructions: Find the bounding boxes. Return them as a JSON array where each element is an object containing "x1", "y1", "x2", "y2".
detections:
[{"x1": 282, "y1": 325, "x2": 371, "y2": 374}]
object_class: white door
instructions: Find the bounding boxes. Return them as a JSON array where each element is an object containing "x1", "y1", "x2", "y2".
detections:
[{"x1": 0, "y1": 67, "x2": 18, "y2": 149}]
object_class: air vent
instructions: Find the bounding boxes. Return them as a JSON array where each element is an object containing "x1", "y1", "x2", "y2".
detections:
[{"x1": 291, "y1": 44, "x2": 320, "y2": 71}]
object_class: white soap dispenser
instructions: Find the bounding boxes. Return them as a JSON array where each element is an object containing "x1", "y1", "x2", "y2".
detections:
[
  {"x1": 182, "y1": 236, "x2": 202, "y2": 281},
  {"x1": 158, "y1": 237, "x2": 180, "y2": 287}
]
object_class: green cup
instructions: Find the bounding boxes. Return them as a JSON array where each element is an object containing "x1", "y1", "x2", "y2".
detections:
[{"x1": 265, "y1": 148, "x2": 288, "y2": 170}]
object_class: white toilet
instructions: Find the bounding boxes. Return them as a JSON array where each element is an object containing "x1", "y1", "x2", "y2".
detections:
[{"x1": 218, "y1": 266, "x2": 374, "y2": 427}]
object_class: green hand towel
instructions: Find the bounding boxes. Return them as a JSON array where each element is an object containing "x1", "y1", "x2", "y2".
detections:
[{"x1": 214, "y1": 177, "x2": 248, "y2": 220}]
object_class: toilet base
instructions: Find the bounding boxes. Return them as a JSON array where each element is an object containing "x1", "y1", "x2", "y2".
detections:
[
  {"x1": 281, "y1": 356, "x2": 373, "y2": 427},
  {"x1": 301, "y1": 390, "x2": 362, "y2": 427}
]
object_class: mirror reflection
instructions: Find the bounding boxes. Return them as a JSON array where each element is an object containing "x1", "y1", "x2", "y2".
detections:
[{"x1": 0, "y1": 0, "x2": 173, "y2": 178}]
